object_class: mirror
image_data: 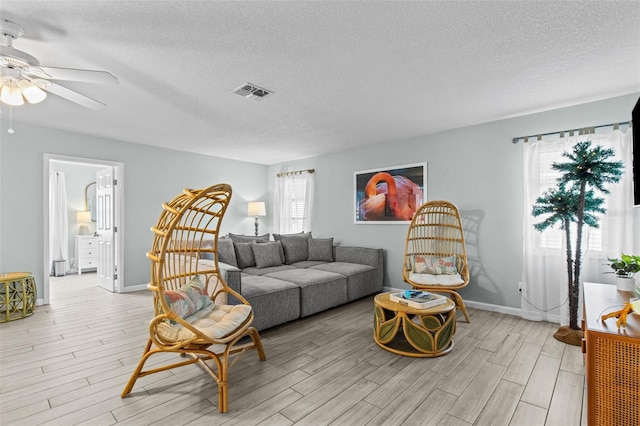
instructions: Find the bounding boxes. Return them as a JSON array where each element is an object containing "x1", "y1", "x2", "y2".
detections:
[{"x1": 85, "y1": 182, "x2": 97, "y2": 222}]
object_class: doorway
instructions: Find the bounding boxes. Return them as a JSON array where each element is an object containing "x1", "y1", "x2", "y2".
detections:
[{"x1": 43, "y1": 154, "x2": 124, "y2": 305}]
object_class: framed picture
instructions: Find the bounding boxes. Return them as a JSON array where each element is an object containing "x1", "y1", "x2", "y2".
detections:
[{"x1": 354, "y1": 162, "x2": 426, "y2": 224}]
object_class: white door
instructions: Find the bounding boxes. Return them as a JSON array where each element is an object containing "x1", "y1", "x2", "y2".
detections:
[{"x1": 96, "y1": 167, "x2": 116, "y2": 291}]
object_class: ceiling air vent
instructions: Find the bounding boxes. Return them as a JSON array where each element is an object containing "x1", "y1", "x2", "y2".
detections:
[{"x1": 232, "y1": 83, "x2": 273, "y2": 101}]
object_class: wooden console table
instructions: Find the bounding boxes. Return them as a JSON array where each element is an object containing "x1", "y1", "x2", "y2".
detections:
[
  {"x1": 582, "y1": 282, "x2": 639, "y2": 426},
  {"x1": 0, "y1": 272, "x2": 36, "y2": 322},
  {"x1": 373, "y1": 292, "x2": 456, "y2": 357}
]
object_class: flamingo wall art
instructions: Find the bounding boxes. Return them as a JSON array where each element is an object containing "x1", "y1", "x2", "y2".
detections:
[{"x1": 354, "y1": 163, "x2": 426, "y2": 223}]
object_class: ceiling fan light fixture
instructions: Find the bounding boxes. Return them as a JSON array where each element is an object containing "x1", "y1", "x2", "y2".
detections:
[
  {"x1": 18, "y1": 79, "x2": 46, "y2": 103},
  {"x1": 0, "y1": 19, "x2": 117, "y2": 109},
  {"x1": 0, "y1": 82, "x2": 24, "y2": 106}
]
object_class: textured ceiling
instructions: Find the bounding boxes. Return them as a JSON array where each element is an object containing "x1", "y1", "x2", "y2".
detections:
[{"x1": 1, "y1": 1, "x2": 639, "y2": 165}]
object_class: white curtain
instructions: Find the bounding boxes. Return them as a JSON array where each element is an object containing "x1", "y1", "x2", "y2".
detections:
[
  {"x1": 522, "y1": 128, "x2": 636, "y2": 324},
  {"x1": 273, "y1": 171, "x2": 315, "y2": 234},
  {"x1": 49, "y1": 171, "x2": 69, "y2": 273}
]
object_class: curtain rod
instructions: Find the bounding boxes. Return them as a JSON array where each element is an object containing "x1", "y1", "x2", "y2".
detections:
[
  {"x1": 276, "y1": 168, "x2": 315, "y2": 177},
  {"x1": 512, "y1": 120, "x2": 631, "y2": 144}
]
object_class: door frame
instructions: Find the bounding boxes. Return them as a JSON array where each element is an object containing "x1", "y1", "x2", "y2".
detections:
[{"x1": 43, "y1": 154, "x2": 125, "y2": 304}]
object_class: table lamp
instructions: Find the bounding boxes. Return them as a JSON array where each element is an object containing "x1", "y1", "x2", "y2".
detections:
[
  {"x1": 247, "y1": 201, "x2": 266, "y2": 236},
  {"x1": 76, "y1": 210, "x2": 92, "y2": 235}
]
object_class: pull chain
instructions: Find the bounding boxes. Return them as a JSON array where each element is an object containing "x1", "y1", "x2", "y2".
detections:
[{"x1": 8, "y1": 105, "x2": 15, "y2": 134}]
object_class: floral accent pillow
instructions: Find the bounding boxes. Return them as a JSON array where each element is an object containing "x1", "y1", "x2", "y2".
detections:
[
  {"x1": 164, "y1": 275, "x2": 212, "y2": 319},
  {"x1": 413, "y1": 255, "x2": 458, "y2": 275}
]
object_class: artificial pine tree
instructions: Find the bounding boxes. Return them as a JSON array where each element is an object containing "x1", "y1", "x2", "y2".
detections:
[{"x1": 532, "y1": 141, "x2": 623, "y2": 342}]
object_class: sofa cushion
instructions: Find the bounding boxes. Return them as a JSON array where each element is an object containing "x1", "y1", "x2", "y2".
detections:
[
  {"x1": 334, "y1": 246, "x2": 381, "y2": 267},
  {"x1": 251, "y1": 241, "x2": 283, "y2": 268},
  {"x1": 239, "y1": 274, "x2": 300, "y2": 297},
  {"x1": 264, "y1": 268, "x2": 347, "y2": 317},
  {"x1": 311, "y1": 262, "x2": 375, "y2": 277},
  {"x1": 311, "y1": 262, "x2": 379, "y2": 301},
  {"x1": 241, "y1": 264, "x2": 295, "y2": 276},
  {"x1": 229, "y1": 233, "x2": 270, "y2": 243},
  {"x1": 213, "y1": 237, "x2": 238, "y2": 267},
  {"x1": 307, "y1": 238, "x2": 334, "y2": 262},
  {"x1": 289, "y1": 260, "x2": 329, "y2": 269},
  {"x1": 197, "y1": 239, "x2": 215, "y2": 260},
  {"x1": 239, "y1": 275, "x2": 300, "y2": 331},
  {"x1": 278, "y1": 234, "x2": 311, "y2": 264},
  {"x1": 172, "y1": 239, "x2": 209, "y2": 257},
  {"x1": 234, "y1": 242, "x2": 256, "y2": 269},
  {"x1": 275, "y1": 240, "x2": 286, "y2": 264},
  {"x1": 273, "y1": 231, "x2": 311, "y2": 240}
]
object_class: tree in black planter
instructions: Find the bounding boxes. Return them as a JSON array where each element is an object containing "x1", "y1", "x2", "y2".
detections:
[{"x1": 532, "y1": 141, "x2": 623, "y2": 344}]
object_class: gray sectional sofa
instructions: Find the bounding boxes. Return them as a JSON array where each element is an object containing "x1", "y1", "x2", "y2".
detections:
[{"x1": 202, "y1": 232, "x2": 384, "y2": 331}]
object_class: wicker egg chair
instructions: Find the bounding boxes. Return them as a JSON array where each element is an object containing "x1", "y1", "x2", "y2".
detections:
[
  {"x1": 402, "y1": 200, "x2": 471, "y2": 322},
  {"x1": 121, "y1": 184, "x2": 265, "y2": 413}
]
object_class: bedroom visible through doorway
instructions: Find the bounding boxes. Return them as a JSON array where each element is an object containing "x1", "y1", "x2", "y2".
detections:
[{"x1": 43, "y1": 154, "x2": 124, "y2": 305}]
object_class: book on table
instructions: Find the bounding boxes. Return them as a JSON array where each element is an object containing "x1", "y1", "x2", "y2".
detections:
[{"x1": 389, "y1": 290, "x2": 447, "y2": 309}]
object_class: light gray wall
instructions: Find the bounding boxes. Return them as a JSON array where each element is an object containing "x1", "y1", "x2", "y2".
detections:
[
  {"x1": 2, "y1": 93, "x2": 637, "y2": 309},
  {"x1": 268, "y1": 93, "x2": 639, "y2": 309},
  {"x1": 1, "y1": 122, "x2": 268, "y2": 295}
]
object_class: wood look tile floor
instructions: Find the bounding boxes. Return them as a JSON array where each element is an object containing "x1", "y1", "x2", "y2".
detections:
[{"x1": 0, "y1": 274, "x2": 586, "y2": 425}]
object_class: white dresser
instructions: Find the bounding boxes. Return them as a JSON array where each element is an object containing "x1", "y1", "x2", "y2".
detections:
[{"x1": 75, "y1": 235, "x2": 98, "y2": 275}]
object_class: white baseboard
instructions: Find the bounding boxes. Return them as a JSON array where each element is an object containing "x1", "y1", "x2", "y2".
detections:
[
  {"x1": 382, "y1": 286, "x2": 522, "y2": 317},
  {"x1": 464, "y1": 299, "x2": 522, "y2": 317},
  {"x1": 122, "y1": 284, "x2": 148, "y2": 292}
]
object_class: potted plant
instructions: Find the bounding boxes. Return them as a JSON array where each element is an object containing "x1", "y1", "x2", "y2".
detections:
[
  {"x1": 532, "y1": 141, "x2": 623, "y2": 345},
  {"x1": 607, "y1": 253, "x2": 640, "y2": 292}
]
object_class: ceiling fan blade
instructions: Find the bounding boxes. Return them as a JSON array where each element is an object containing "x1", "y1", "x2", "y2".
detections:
[
  {"x1": 28, "y1": 66, "x2": 119, "y2": 85},
  {"x1": 42, "y1": 81, "x2": 107, "y2": 110}
]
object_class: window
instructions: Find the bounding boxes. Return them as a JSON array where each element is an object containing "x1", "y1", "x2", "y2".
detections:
[
  {"x1": 522, "y1": 128, "x2": 635, "y2": 324},
  {"x1": 274, "y1": 171, "x2": 315, "y2": 234},
  {"x1": 534, "y1": 145, "x2": 602, "y2": 252},
  {"x1": 288, "y1": 177, "x2": 308, "y2": 233}
]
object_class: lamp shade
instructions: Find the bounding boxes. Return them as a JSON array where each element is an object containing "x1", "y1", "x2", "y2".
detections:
[
  {"x1": 0, "y1": 84, "x2": 24, "y2": 106},
  {"x1": 18, "y1": 79, "x2": 47, "y2": 104},
  {"x1": 76, "y1": 210, "x2": 92, "y2": 223},
  {"x1": 247, "y1": 201, "x2": 266, "y2": 217}
]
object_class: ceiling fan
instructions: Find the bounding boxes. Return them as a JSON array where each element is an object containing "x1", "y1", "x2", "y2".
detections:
[{"x1": 0, "y1": 19, "x2": 118, "y2": 110}]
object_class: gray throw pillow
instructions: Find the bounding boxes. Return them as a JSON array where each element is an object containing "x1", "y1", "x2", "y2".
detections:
[
  {"x1": 200, "y1": 238, "x2": 238, "y2": 266},
  {"x1": 234, "y1": 242, "x2": 256, "y2": 269},
  {"x1": 229, "y1": 233, "x2": 270, "y2": 243},
  {"x1": 217, "y1": 238, "x2": 238, "y2": 267},
  {"x1": 279, "y1": 234, "x2": 311, "y2": 264},
  {"x1": 198, "y1": 239, "x2": 215, "y2": 260},
  {"x1": 251, "y1": 242, "x2": 283, "y2": 268},
  {"x1": 275, "y1": 240, "x2": 286, "y2": 264},
  {"x1": 308, "y1": 238, "x2": 334, "y2": 262},
  {"x1": 273, "y1": 232, "x2": 311, "y2": 241}
]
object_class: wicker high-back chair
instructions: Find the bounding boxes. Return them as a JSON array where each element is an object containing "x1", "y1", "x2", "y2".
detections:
[
  {"x1": 402, "y1": 200, "x2": 471, "y2": 322},
  {"x1": 121, "y1": 184, "x2": 265, "y2": 413}
]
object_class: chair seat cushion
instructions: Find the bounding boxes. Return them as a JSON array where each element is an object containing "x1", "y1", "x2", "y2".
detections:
[
  {"x1": 409, "y1": 272, "x2": 464, "y2": 286},
  {"x1": 157, "y1": 303, "x2": 252, "y2": 342}
]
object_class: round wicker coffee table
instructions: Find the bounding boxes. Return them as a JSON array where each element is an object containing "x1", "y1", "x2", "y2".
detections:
[
  {"x1": 0, "y1": 272, "x2": 37, "y2": 322},
  {"x1": 373, "y1": 292, "x2": 456, "y2": 357}
]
